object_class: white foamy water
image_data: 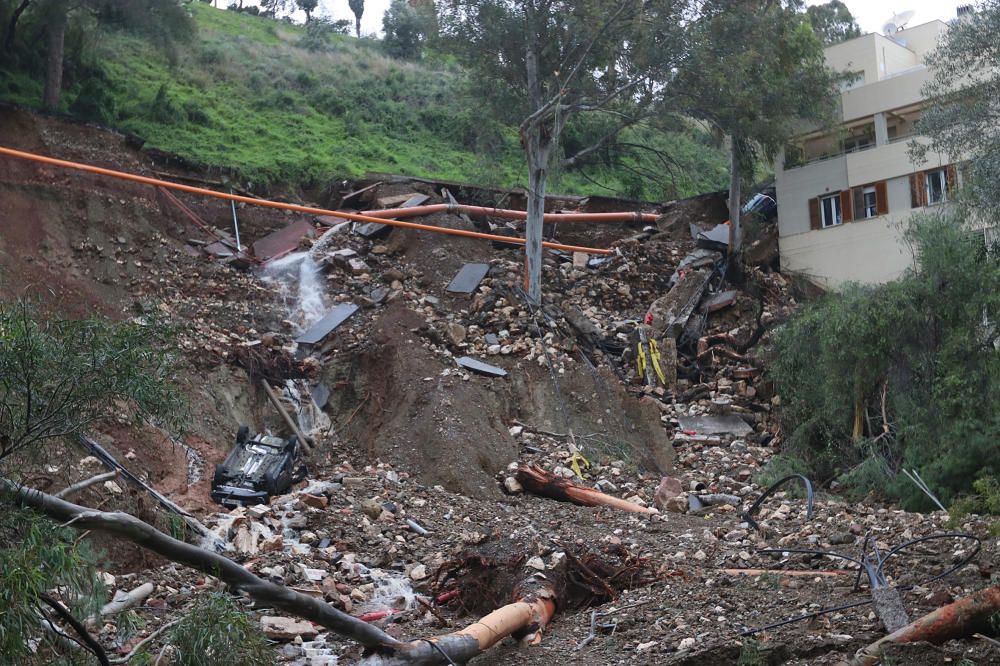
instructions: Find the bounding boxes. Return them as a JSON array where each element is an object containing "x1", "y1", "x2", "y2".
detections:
[{"x1": 259, "y1": 251, "x2": 328, "y2": 330}]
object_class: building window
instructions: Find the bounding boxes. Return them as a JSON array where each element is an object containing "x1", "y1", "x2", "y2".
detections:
[
  {"x1": 821, "y1": 193, "x2": 842, "y2": 228},
  {"x1": 863, "y1": 186, "x2": 877, "y2": 218},
  {"x1": 926, "y1": 169, "x2": 948, "y2": 204}
]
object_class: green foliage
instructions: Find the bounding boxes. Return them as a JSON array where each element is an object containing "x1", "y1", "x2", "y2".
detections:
[
  {"x1": 672, "y1": 0, "x2": 837, "y2": 176},
  {"x1": 381, "y1": 0, "x2": 427, "y2": 61},
  {"x1": 737, "y1": 639, "x2": 768, "y2": 666},
  {"x1": 170, "y1": 593, "x2": 274, "y2": 666},
  {"x1": 0, "y1": 299, "x2": 183, "y2": 468},
  {"x1": 69, "y1": 72, "x2": 117, "y2": 125},
  {"x1": 0, "y1": 507, "x2": 104, "y2": 663},
  {"x1": 806, "y1": 0, "x2": 862, "y2": 45},
  {"x1": 917, "y1": 0, "x2": 1000, "y2": 218},
  {"x1": 0, "y1": 2, "x2": 727, "y2": 197},
  {"x1": 949, "y1": 477, "x2": 1000, "y2": 535},
  {"x1": 769, "y1": 212, "x2": 1000, "y2": 509}
]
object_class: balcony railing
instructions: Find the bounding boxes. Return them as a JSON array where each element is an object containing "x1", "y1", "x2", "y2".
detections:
[{"x1": 783, "y1": 141, "x2": 876, "y2": 170}]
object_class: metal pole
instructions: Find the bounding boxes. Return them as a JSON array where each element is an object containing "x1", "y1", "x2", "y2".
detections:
[{"x1": 230, "y1": 189, "x2": 241, "y2": 251}]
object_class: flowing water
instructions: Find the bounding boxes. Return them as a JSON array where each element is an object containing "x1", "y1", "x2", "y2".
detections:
[{"x1": 259, "y1": 251, "x2": 328, "y2": 331}]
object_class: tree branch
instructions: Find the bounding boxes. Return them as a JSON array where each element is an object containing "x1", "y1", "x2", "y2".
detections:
[
  {"x1": 37, "y1": 594, "x2": 110, "y2": 666},
  {"x1": 5, "y1": 480, "x2": 403, "y2": 651}
]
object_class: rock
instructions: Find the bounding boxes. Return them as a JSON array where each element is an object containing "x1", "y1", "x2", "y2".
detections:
[
  {"x1": 552, "y1": 466, "x2": 576, "y2": 479},
  {"x1": 662, "y1": 494, "x2": 688, "y2": 513},
  {"x1": 678, "y1": 637, "x2": 696, "y2": 651},
  {"x1": 573, "y1": 252, "x2": 589, "y2": 269},
  {"x1": 261, "y1": 616, "x2": 318, "y2": 641},
  {"x1": 828, "y1": 531, "x2": 854, "y2": 545},
  {"x1": 301, "y1": 493, "x2": 328, "y2": 509},
  {"x1": 526, "y1": 556, "x2": 546, "y2": 571},
  {"x1": 348, "y1": 258, "x2": 370, "y2": 274},
  {"x1": 361, "y1": 498, "x2": 383, "y2": 520},
  {"x1": 409, "y1": 564, "x2": 428, "y2": 581},
  {"x1": 654, "y1": 476, "x2": 684, "y2": 510},
  {"x1": 503, "y1": 477, "x2": 524, "y2": 494},
  {"x1": 446, "y1": 322, "x2": 467, "y2": 345}
]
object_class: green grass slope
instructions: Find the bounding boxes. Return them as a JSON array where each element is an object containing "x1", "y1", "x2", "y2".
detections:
[{"x1": 0, "y1": 3, "x2": 728, "y2": 199}]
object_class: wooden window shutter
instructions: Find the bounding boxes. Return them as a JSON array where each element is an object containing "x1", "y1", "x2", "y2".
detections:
[
  {"x1": 875, "y1": 181, "x2": 889, "y2": 215},
  {"x1": 910, "y1": 172, "x2": 927, "y2": 208},
  {"x1": 946, "y1": 164, "x2": 958, "y2": 193},
  {"x1": 809, "y1": 197, "x2": 821, "y2": 230},
  {"x1": 840, "y1": 190, "x2": 853, "y2": 222},
  {"x1": 852, "y1": 187, "x2": 865, "y2": 219}
]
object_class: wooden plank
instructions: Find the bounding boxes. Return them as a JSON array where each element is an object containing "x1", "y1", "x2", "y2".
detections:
[{"x1": 252, "y1": 220, "x2": 317, "y2": 261}]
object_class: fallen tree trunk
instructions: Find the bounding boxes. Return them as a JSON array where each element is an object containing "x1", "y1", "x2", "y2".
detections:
[
  {"x1": 5, "y1": 479, "x2": 401, "y2": 651},
  {"x1": 4, "y1": 480, "x2": 558, "y2": 665},
  {"x1": 849, "y1": 582, "x2": 1000, "y2": 666},
  {"x1": 515, "y1": 465, "x2": 658, "y2": 514}
]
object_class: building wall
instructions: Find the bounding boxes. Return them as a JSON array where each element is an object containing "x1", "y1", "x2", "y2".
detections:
[
  {"x1": 773, "y1": 20, "x2": 956, "y2": 289},
  {"x1": 776, "y1": 155, "x2": 848, "y2": 237},
  {"x1": 841, "y1": 66, "x2": 931, "y2": 121},
  {"x1": 778, "y1": 211, "x2": 914, "y2": 286}
]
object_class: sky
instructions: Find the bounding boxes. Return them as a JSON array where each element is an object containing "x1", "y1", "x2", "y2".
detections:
[
  {"x1": 234, "y1": 1, "x2": 962, "y2": 40},
  {"x1": 808, "y1": 0, "x2": 961, "y2": 34}
]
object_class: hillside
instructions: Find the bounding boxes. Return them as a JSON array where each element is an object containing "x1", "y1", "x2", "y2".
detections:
[{"x1": 0, "y1": 3, "x2": 729, "y2": 198}]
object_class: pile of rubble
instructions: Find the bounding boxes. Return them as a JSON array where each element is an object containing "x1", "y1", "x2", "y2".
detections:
[{"x1": 43, "y1": 177, "x2": 999, "y2": 665}]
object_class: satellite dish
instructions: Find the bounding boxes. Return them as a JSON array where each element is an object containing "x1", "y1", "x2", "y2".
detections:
[
  {"x1": 882, "y1": 21, "x2": 898, "y2": 35},
  {"x1": 887, "y1": 9, "x2": 916, "y2": 29}
]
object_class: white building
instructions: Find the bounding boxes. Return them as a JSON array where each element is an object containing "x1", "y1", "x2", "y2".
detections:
[{"x1": 774, "y1": 20, "x2": 959, "y2": 288}]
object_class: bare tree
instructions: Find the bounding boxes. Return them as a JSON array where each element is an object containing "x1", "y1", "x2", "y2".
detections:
[{"x1": 437, "y1": 0, "x2": 687, "y2": 302}]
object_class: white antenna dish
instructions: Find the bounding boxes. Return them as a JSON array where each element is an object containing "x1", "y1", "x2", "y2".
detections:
[
  {"x1": 886, "y1": 10, "x2": 916, "y2": 30},
  {"x1": 882, "y1": 21, "x2": 897, "y2": 35}
]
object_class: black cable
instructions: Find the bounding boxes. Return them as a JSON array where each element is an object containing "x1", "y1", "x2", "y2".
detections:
[{"x1": 422, "y1": 639, "x2": 459, "y2": 666}]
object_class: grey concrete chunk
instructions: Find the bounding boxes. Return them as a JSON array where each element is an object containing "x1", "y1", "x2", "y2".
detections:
[
  {"x1": 676, "y1": 414, "x2": 753, "y2": 436},
  {"x1": 446, "y1": 263, "x2": 490, "y2": 294},
  {"x1": 295, "y1": 304, "x2": 359, "y2": 346},
  {"x1": 456, "y1": 356, "x2": 507, "y2": 377}
]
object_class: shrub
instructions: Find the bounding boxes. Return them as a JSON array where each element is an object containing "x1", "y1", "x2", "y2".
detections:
[
  {"x1": 0, "y1": 508, "x2": 105, "y2": 663},
  {"x1": 148, "y1": 83, "x2": 187, "y2": 124},
  {"x1": 70, "y1": 76, "x2": 118, "y2": 125},
  {"x1": 170, "y1": 593, "x2": 274, "y2": 666},
  {"x1": 769, "y1": 211, "x2": 1000, "y2": 509}
]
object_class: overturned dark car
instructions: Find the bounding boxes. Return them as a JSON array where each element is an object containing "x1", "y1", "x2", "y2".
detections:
[{"x1": 211, "y1": 426, "x2": 306, "y2": 507}]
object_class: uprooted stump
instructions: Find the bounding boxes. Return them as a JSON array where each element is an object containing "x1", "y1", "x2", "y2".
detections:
[
  {"x1": 515, "y1": 464, "x2": 658, "y2": 514},
  {"x1": 433, "y1": 540, "x2": 659, "y2": 620}
]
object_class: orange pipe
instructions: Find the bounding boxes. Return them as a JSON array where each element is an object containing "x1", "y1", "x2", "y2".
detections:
[
  {"x1": 366, "y1": 203, "x2": 659, "y2": 224},
  {"x1": 0, "y1": 146, "x2": 613, "y2": 256}
]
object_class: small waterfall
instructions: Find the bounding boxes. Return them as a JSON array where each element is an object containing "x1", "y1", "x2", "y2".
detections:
[{"x1": 259, "y1": 251, "x2": 328, "y2": 330}]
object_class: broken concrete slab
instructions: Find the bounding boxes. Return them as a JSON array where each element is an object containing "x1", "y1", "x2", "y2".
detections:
[
  {"x1": 676, "y1": 413, "x2": 753, "y2": 437},
  {"x1": 253, "y1": 220, "x2": 317, "y2": 262},
  {"x1": 456, "y1": 356, "x2": 508, "y2": 377},
  {"x1": 295, "y1": 304, "x2": 359, "y2": 346},
  {"x1": 376, "y1": 192, "x2": 430, "y2": 209},
  {"x1": 647, "y1": 269, "x2": 713, "y2": 339},
  {"x1": 446, "y1": 263, "x2": 490, "y2": 294},
  {"x1": 261, "y1": 616, "x2": 318, "y2": 641}
]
